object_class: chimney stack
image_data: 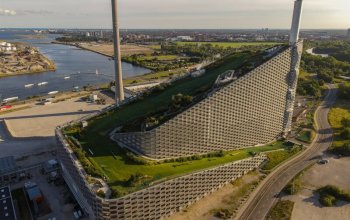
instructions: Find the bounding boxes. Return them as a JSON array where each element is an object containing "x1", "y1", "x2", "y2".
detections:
[
  {"x1": 111, "y1": 0, "x2": 125, "y2": 104},
  {"x1": 289, "y1": 0, "x2": 303, "y2": 45}
]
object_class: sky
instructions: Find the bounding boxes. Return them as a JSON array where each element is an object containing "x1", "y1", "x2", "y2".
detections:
[{"x1": 0, "y1": 0, "x2": 349, "y2": 29}]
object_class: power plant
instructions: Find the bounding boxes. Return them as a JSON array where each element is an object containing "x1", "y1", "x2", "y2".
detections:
[
  {"x1": 111, "y1": 0, "x2": 125, "y2": 104},
  {"x1": 56, "y1": 0, "x2": 305, "y2": 219}
]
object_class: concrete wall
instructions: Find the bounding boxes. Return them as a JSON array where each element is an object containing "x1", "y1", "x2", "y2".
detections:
[{"x1": 112, "y1": 43, "x2": 303, "y2": 159}]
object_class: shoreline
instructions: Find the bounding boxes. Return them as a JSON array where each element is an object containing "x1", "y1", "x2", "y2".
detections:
[
  {"x1": 51, "y1": 41, "x2": 155, "y2": 70},
  {"x1": 0, "y1": 67, "x2": 56, "y2": 78},
  {"x1": 52, "y1": 41, "x2": 114, "y2": 58}
]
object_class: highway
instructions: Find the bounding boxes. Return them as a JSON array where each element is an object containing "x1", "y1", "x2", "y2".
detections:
[{"x1": 235, "y1": 85, "x2": 338, "y2": 220}]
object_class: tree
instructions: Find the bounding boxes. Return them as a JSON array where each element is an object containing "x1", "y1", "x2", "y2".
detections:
[
  {"x1": 340, "y1": 128, "x2": 350, "y2": 139},
  {"x1": 341, "y1": 118, "x2": 350, "y2": 127}
]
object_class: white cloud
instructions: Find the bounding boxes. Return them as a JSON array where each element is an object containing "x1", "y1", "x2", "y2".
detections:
[{"x1": 0, "y1": 8, "x2": 17, "y2": 16}]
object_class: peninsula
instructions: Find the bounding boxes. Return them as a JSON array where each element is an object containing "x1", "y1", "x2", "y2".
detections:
[{"x1": 0, "y1": 41, "x2": 56, "y2": 77}]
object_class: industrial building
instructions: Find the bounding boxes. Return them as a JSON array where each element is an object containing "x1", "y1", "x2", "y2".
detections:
[{"x1": 56, "y1": 0, "x2": 304, "y2": 219}]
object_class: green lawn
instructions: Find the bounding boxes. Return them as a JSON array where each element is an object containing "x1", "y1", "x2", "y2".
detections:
[
  {"x1": 177, "y1": 41, "x2": 281, "y2": 49},
  {"x1": 262, "y1": 145, "x2": 303, "y2": 171},
  {"x1": 79, "y1": 137, "x2": 288, "y2": 197},
  {"x1": 145, "y1": 45, "x2": 162, "y2": 50},
  {"x1": 296, "y1": 129, "x2": 315, "y2": 144},
  {"x1": 139, "y1": 55, "x2": 179, "y2": 61},
  {"x1": 329, "y1": 100, "x2": 350, "y2": 148}
]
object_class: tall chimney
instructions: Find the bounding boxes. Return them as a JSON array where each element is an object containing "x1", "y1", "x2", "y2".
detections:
[
  {"x1": 289, "y1": 0, "x2": 303, "y2": 45},
  {"x1": 111, "y1": 0, "x2": 125, "y2": 104}
]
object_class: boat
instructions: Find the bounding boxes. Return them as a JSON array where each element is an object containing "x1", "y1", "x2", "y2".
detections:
[
  {"x1": 64, "y1": 76, "x2": 71, "y2": 80},
  {"x1": 96, "y1": 69, "x2": 99, "y2": 75},
  {"x1": 24, "y1": 84, "x2": 34, "y2": 88},
  {"x1": 38, "y1": 82, "x2": 48, "y2": 86},
  {"x1": 3, "y1": 97, "x2": 19, "y2": 103},
  {"x1": 48, "y1": 91, "x2": 59, "y2": 95}
]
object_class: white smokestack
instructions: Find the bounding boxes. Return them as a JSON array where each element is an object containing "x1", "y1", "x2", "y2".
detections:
[
  {"x1": 289, "y1": 0, "x2": 303, "y2": 45},
  {"x1": 111, "y1": 0, "x2": 125, "y2": 104}
]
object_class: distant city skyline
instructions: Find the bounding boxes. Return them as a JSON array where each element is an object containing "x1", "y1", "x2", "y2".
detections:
[{"x1": 0, "y1": 0, "x2": 349, "y2": 29}]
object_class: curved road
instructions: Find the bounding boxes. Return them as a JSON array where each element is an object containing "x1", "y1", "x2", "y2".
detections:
[{"x1": 235, "y1": 85, "x2": 338, "y2": 220}]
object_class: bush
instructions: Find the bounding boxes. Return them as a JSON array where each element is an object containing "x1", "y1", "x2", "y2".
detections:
[
  {"x1": 96, "y1": 190, "x2": 105, "y2": 198},
  {"x1": 330, "y1": 144, "x2": 350, "y2": 156},
  {"x1": 338, "y1": 85, "x2": 350, "y2": 100},
  {"x1": 126, "y1": 152, "x2": 152, "y2": 165},
  {"x1": 317, "y1": 185, "x2": 350, "y2": 207},
  {"x1": 214, "y1": 208, "x2": 231, "y2": 219},
  {"x1": 340, "y1": 128, "x2": 350, "y2": 139},
  {"x1": 284, "y1": 179, "x2": 303, "y2": 195},
  {"x1": 341, "y1": 118, "x2": 350, "y2": 127},
  {"x1": 320, "y1": 194, "x2": 336, "y2": 207},
  {"x1": 110, "y1": 188, "x2": 123, "y2": 199}
]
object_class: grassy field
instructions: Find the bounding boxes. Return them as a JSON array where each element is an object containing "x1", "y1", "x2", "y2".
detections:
[
  {"x1": 329, "y1": 100, "x2": 350, "y2": 148},
  {"x1": 78, "y1": 137, "x2": 288, "y2": 197},
  {"x1": 138, "y1": 55, "x2": 179, "y2": 61},
  {"x1": 262, "y1": 145, "x2": 303, "y2": 171},
  {"x1": 267, "y1": 200, "x2": 294, "y2": 220},
  {"x1": 177, "y1": 41, "x2": 281, "y2": 48},
  {"x1": 296, "y1": 129, "x2": 315, "y2": 144}
]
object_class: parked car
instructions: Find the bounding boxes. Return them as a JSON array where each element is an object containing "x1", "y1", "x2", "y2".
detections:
[{"x1": 318, "y1": 159, "x2": 329, "y2": 165}]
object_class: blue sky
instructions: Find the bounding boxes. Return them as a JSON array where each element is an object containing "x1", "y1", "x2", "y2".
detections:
[{"x1": 0, "y1": 0, "x2": 349, "y2": 29}]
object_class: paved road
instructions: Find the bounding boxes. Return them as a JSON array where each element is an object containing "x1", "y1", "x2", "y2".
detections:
[{"x1": 235, "y1": 85, "x2": 338, "y2": 220}]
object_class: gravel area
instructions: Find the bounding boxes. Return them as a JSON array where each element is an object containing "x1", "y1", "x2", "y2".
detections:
[{"x1": 284, "y1": 156, "x2": 350, "y2": 220}]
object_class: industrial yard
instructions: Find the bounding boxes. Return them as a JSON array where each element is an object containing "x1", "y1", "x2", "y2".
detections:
[{"x1": 0, "y1": 41, "x2": 55, "y2": 77}]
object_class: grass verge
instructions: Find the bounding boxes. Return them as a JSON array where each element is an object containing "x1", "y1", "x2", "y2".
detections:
[
  {"x1": 296, "y1": 129, "x2": 316, "y2": 144},
  {"x1": 262, "y1": 145, "x2": 303, "y2": 171},
  {"x1": 267, "y1": 200, "x2": 294, "y2": 220},
  {"x1": 328, "y1": 98, "x2": 350, "y2": 155}
]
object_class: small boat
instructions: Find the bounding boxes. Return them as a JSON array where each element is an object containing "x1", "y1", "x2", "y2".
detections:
[
  {"x1": 38, "y1": 82, "x2": 48, "y2": 86},
  {"x1": 48, "y1": 91, "x2": 59, "y2": 95},
  {"x1": 96, "y1": 69, "x2": 99, "y2": 75},
  {"x1": 3, "y1": 97, "x2": 19, "y2": 103},
  {"x1": 64, "y1": 76, "x2": 71, "y2": 80},
  {"x1": 24, "y1": 84, "x2": 34, "y2": 88}
]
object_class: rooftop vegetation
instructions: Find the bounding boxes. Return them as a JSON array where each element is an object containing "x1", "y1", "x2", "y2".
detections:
[{"x1": 62, "y1": 47, "x2": 289, "y2": 198}]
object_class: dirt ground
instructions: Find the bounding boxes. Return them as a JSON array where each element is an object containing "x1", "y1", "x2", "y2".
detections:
[
  {"x1": 2, "y1": 97, "x2": 105, "y2": 138},
  {"x1": 79, "y1": 43, "x2": 154, "y2": 57},
  {"x1": 166, "y1": 172, "x2": 260, "y2": 220},
  {"x1": 284, "y1": 156, "x2": 350, "y2": 220}
]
